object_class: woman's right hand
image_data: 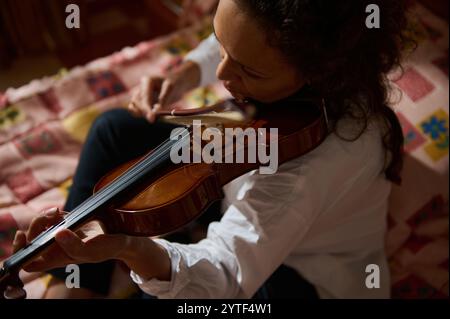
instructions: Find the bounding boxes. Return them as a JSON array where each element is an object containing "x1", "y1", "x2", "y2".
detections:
[{"x1": 128, "y1": 60, "x2": 201, "y2": 123}]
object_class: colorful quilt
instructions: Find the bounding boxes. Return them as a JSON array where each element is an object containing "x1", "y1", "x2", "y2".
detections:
[
  {"x1": 386, "y1": 4, "x2": 449, "y2": 298},
  {"x1": 0, "y1": 2, "x2": 448, "y2": 298}
]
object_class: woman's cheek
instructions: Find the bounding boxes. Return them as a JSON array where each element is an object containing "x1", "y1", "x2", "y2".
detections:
[{"x1": 241, "y1": 78, "x2": 264, "y2": 97}]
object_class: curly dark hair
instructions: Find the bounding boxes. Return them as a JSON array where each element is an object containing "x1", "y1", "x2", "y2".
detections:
[{"x1": 233, "y1": 0, "x2": 412, "y2": 184}]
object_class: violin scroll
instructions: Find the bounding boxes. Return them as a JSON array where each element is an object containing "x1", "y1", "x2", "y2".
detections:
[{"x1": 0, "y1": 267, "x2": 26, "y2": 299}]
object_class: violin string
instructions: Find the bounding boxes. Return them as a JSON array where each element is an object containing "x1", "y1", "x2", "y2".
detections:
[
  {"x1": 65, "y1": 134, "x2": 183, "y2": 221},
  {"x1": 8, "y1": 128, "x2": 192, "y2": 265},
  {"x1": 67, "y1": 128, "x2": 191, "y2": 221},
  {"x1": 49, "y1": 129, "x2": 190, "y2": 231}
]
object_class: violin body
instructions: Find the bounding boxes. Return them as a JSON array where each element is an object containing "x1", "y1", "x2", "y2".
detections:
[
  {"x1": 94, "y1": 97, "x2": 328, "y2": 237},
  {"x1": 95, "y1": 161, "x2": 224, "y2": 236}
]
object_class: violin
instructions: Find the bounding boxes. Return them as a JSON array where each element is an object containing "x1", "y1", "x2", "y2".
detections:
[{"x1": 0, "y1": 93, "x2": 329, "y2": 298}]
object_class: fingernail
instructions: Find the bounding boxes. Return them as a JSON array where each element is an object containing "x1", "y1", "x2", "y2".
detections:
[
  {"x1": 12, "y1": 233, "x2": 20, "y2": 247},
  {"x1": 45, "y1": 207, "x2": 59, "y2": 217},
  {"x1": 12, "y1": 230, "x2": 23, "y2": 252}
]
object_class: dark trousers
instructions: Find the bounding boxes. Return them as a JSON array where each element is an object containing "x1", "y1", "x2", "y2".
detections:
[{"x1": 49, "y1": 108, "x2": 318, "y2": 299}]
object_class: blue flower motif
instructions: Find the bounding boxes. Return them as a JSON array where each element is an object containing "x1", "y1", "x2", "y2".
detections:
[
  {"x1": 421, "y1": 116, "x2": 448, "y2": 140},
  {"x1": 99, "y1": 88, "x2": 110, "y2": 98},
  {"x1": 113, "y1": 83, "x2": 125, "y2": 93},
  {"x1": 405, "y1": 130, "x2": 416, "y2": 144}
]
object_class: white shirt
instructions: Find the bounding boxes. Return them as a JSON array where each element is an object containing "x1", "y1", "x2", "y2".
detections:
[{"x1": 130, "y1": 34, "x2": 392, "y2": 299}]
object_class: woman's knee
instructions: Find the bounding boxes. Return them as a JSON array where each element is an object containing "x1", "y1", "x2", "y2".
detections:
[
  {"x1": 86, "y1": 107, "x2": 179, "y2": 156},
  {"x1": 90, "y1": 108, "x2": 133, "y2": 136},
  {"x1": 87, "y1": 108, "x2": 147, "y2": 147}
]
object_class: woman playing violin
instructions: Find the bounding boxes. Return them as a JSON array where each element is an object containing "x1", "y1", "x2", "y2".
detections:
[{"x1": 10, "y1": 0, "x2": 410, "y2": 299}]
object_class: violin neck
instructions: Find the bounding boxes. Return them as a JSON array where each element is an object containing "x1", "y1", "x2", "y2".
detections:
[{"x1": 1, "y1": 134, "x2": 186, "y2": 280}]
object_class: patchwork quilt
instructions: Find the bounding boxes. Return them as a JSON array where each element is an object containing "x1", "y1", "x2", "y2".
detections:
[{"x1": 0, "y1": 2, "x2": 448, "y2": 298}]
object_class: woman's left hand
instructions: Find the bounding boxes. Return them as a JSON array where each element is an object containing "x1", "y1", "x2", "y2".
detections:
[{"x1": 13, "y1": 207, "x2": 132, "y2": 273}]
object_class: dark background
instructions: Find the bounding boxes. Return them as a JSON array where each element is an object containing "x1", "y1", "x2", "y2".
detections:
[
  {"x1": 0, "y1": 0, "x2": 448, "y2": 91},
  {"x1": 0, "y1": 0, "x2": 185, "y2": 90}
]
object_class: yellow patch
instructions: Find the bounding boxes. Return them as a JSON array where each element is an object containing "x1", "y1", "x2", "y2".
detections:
[
  {"x1": 62, "y1": 106, "x2": 100, "y2": 143},
  {"x1": 185, "y1": 87, "x2": 220, "y2": 108},
  {"x1": 53, "y1": 68, "x2": 69, "y2": 81},
  {"x1": 58, "y1": 179, "x2": 73, "y2": 199},
  {"x1": 196, "y1": 24, "x2": 214, "y2": 42},
  {"x1": 0, "y1": 105, "x2": 26, "y2": 130},
  {"x1": 419, "y1": 109, "x2": 449, "y2": 162},
  {"x1": 424, "y1": 141, "x2": 449, "y2": 161},
  {"x1": 165, "y1": 37, "x2": 192, "y2": 56},
  {"x1": 42, "y1": 274, "x2": 55, "y2": 288}
]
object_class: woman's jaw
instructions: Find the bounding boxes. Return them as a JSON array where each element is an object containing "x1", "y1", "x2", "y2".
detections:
[{"x1": 223, "y1": 81, "x2": 250, "y2": 103}]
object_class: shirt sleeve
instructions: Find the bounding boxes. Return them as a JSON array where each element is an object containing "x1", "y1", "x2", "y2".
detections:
[
  {"x1": 130, "y1": 158, "x2": 326, "y2": 299},
  {"x1": 184, "y1": 33, "x2": 221, "y2": 87}
]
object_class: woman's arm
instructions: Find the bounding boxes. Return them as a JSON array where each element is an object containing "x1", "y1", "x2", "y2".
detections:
[
  {"x1": 127, "y1": 32, "x2": 220, "y2": 123},
  {"x1": 117, "y1": 236, "x2": 172, "y2": 282},
  {"x1": 184, "y1": 33, "x2": 221, "y2": 87},
  {"x1": 128, "y1": 159, "x2": 325, "y2": 299}
]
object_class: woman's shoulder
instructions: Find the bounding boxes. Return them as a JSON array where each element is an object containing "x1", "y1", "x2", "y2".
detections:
[
  {"x1": 225, "y1": 116, "x2": 389, "y2": 207},
  {"x1": 275, "y1": 115, "x2": 387, "y2": 184}
]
